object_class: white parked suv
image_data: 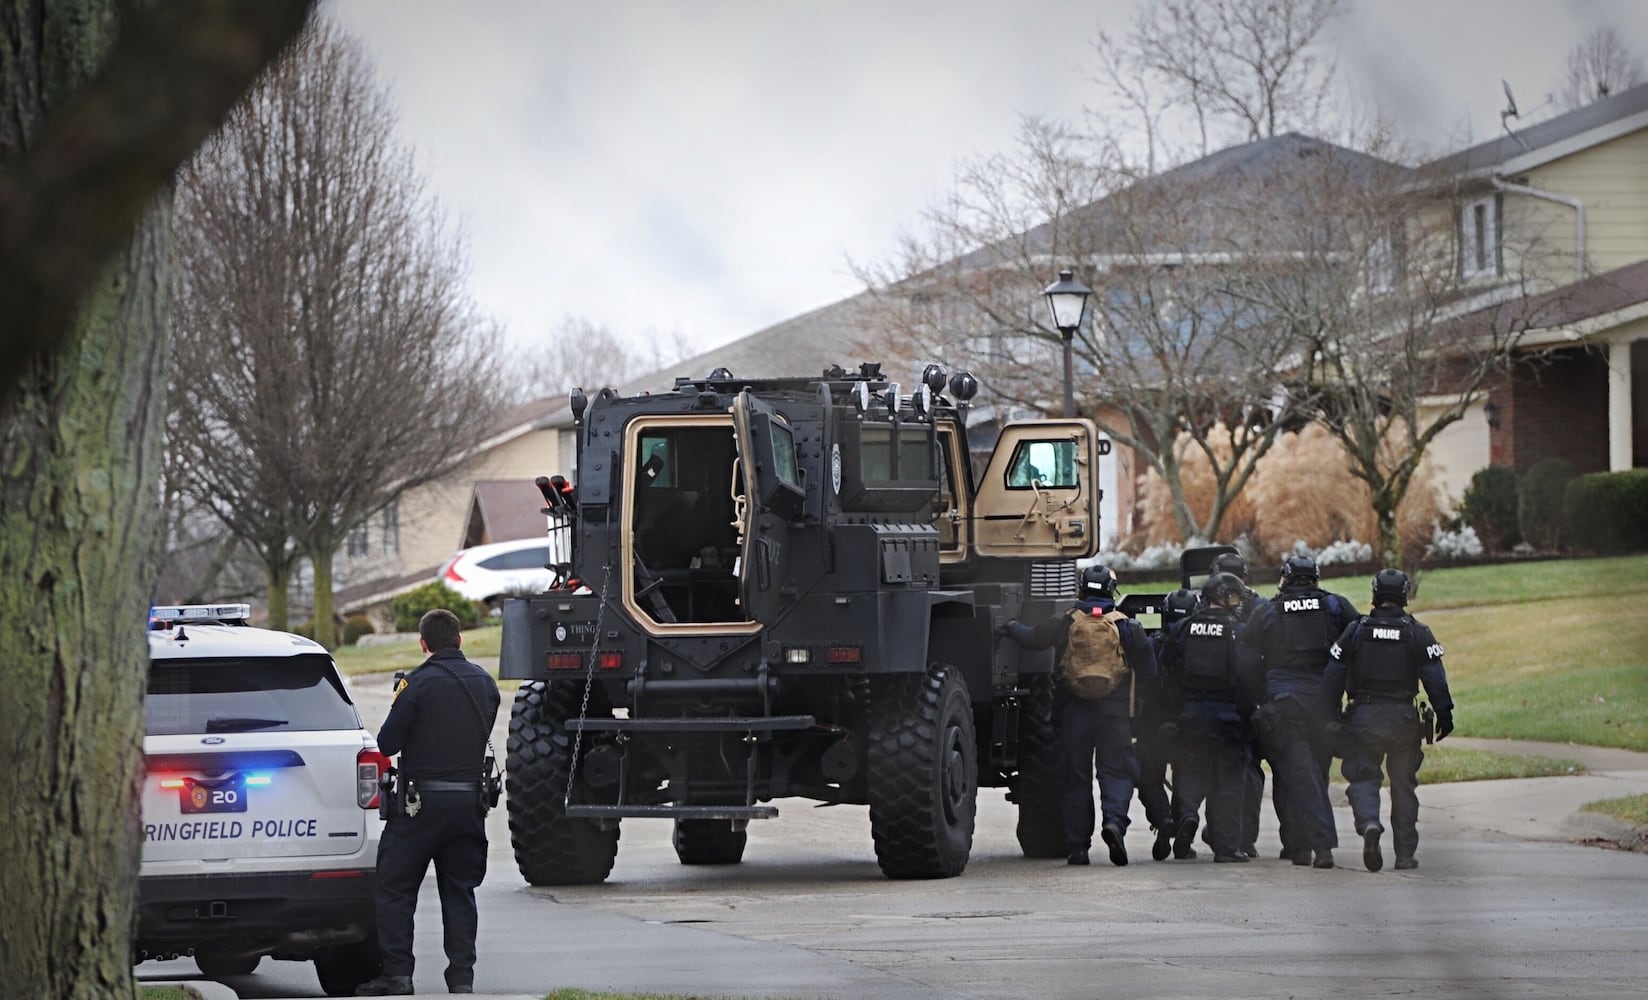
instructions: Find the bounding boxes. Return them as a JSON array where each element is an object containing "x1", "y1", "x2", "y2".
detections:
[
  {"x1": 137, "y1": 604, "x2": 385, "y2": 996},
  {"x1": 438, "y1": 536, "x2": 557, "y2": 607}
]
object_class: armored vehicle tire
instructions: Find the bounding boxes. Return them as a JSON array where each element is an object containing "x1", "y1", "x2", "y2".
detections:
[
  {"x1": 867, "y1": 666, "x2": 977, "y2": 879},
  {"x1": 506, "y1": 681, "x2": 621, "y2": 885},
  {"x1": 195, "y1": 951, "x2": 260, "y2": 978},
  {"x1": 313, "y1": 939, "x2": 380, "y2": 997},
  {"x1": 1014, "y1": 674, "x2": 1066, "y2": 858},
  {"x1": 672, "y1": 819, "x2": 748, "y2": 865}
]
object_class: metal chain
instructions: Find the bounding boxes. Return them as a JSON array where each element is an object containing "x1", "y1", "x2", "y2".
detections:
[{"x1": 565, "y1": 560, "x2": 612, "y2": 810}]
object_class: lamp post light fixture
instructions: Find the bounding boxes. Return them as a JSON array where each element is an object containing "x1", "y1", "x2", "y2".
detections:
[{"x1": 1043, "y1": 268, "x2": 1092, "y2": 418}]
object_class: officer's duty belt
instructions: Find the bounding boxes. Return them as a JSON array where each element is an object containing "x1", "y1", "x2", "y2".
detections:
[
  {"x1": 1355, "y1": 692, "x2": 1417, "y2": 704},
  {"x1": 411, "y1": 779, "x2": 480, "y2": 793}
]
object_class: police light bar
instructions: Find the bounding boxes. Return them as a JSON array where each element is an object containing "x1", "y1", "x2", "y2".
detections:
[{"x1": 150, "y1": 603, "x2": 253, "y2": 625}]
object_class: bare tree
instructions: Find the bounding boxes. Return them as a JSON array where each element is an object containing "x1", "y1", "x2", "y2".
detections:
[
  {"x1": 1555, "y1": 24, "x2": 1645, "y2": 111},
  {"x1": 509, "y1": 315, "x2": 695, "y2": 401},
  {"x1": 1092, "y1": 0, "x2": 1346, "y2": 163},
  {"x1": 170, "y1": 19, "x2": 502, "y2": 648},
  {"x1": 0, "y1": 2, "x2": 313, "y2": 995},
  {"x1": 1250, "y1": 153, "x2": 1570, "y2": 572}
]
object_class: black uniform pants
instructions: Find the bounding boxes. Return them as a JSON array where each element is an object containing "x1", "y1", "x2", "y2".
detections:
[
  {"x1": 376, "y1": 790, "x2": 489, "y2": 985},
  {"x1": 1132, "y1": 719, "x2": 1176, "y2": 831},
  {"x1": 1342, "y1": 702, "x2": 1424, "y2": 859},
  {"x1": 1262, "y1": 695, "x2": 1337, "y2": 852},
  {"x1": 1172, "y1": 702, "x2": 1249, "y2": 857},
  {"x1": 1058, "y1": 697, "x2": 1134, "y2": 850}
]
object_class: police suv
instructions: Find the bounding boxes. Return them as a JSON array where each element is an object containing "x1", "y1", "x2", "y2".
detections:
[{"x1": 138, "y1": 604, "x2": 384, "y2": 996}]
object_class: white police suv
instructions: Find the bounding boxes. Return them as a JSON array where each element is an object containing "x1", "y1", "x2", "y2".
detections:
[{"x1": 138, "y1": 604, "x2": 385, "y2": 996}]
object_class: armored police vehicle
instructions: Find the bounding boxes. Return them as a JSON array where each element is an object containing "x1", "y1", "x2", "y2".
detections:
[{"x1": 499, "y1": 363, "x2": 1105, "y2": 882}]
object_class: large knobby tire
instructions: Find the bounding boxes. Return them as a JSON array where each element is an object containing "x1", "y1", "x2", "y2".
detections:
[
  {"x1": 195, "y1": 951, "x2": 260, "y2": 978},
  {"x1": 506, "y1": 680, "x2": 620, "y2": 885},
  {"x1": 1013, "y1": 673, "x2": 1066, "y2": 858},
  {"x1": 867, "y1": 666, "x2": 977, "y2": 879},
  {"x1": 672, "y1": 819, "x2": 748, "y2": 865},
  {"x1": 313, "y1": 939, "x2": 379, "y2": 997}
]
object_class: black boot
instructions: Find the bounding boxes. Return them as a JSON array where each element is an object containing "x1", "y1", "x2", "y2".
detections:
[
  {"x1": 356, "y1": 975, "x2": 414, "y2": 996},
  {"x1": 1151, "y1": 825, "x2": 1172, "y2": 861},
  {"x1": 1362, "y1": 826, "x2": 1384, "y2": 872},
  {"x1": 1172, "y1": 816, "x2": 1199, "y2": 860},
  {"x1": 1101, "y1": 823, "x2": 1128, "y2": 866}
]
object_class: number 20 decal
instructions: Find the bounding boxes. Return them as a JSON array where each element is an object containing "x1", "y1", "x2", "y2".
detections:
[{"x1": 211, "y1": 789, "x2": 240, "y2": 805}]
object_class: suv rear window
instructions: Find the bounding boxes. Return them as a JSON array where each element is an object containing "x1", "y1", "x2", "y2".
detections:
[{"x1": 145, "y1": 655, "x2": 359, "y2": 736}]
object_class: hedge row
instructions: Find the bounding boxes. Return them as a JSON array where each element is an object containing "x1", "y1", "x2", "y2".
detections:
[{"x1": 1564, "y1": 470, "x2": 1648, "y2": 554}]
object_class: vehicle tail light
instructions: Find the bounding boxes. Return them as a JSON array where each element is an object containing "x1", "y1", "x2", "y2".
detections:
[
  {"x1": 157, "y1": 777, "x2": 186, "y2": 790},
  {"x1": 597, "y1": 651, "x2": 623, "y2": 670},
  {"x1": 826, "y1": 645, "x2": 862, "y2": 664},
  {"x1": 547, "y1": 652, "x2": 582, "y2": 670},
  {"x1": 443, "y1": 563, "x2": 466, "y2": 583},
  {"x1": 357, "y1": 747, "x2": 391, "y2": 809}
]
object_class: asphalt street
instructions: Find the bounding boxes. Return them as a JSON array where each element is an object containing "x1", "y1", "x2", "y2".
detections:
[{"x1": 135, "y1": 672, "x2": 1648, "y2": 1000}]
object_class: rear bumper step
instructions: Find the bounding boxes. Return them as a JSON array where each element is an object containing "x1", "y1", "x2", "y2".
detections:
[
  {"x1": 570, "y1": 714, "x2": 815, "y2": 734},
  {"x1": 565, "y1": 804, "x2": 780, "y2": 820}
]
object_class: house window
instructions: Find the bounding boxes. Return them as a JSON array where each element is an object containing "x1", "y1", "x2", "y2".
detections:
[
  {"x1": 381, "y1": 501, "x2": 400, "y2": 555},
  {"x1": 346, "y1": 523, "x2": 369, "y2": 558},
  {"x1": 1459, "y1": 195, "x2": 1501, "y2": 279}
]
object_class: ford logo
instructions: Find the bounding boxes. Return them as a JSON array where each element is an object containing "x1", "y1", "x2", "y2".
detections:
[{"x1": 201, "y1": 736, "x2": 226, "y2": 745}]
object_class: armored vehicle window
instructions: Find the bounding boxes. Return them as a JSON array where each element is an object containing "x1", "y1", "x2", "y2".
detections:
[
  {"x1": 770, "y1": 418, "x2": 800, "y2": 489},
  {"x1": 1006, "y1": 439, "x2": 1078, "y2": 489},
  {"x1": 639, "y1": 435, "x2": 675, "y2": 487},
  {"x1": 860, "y1": 425, "x2": 935, "y2": 483}
]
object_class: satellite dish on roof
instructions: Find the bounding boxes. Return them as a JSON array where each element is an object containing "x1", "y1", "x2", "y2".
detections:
[{"x1": 1500, "y1": 80, "x2": 1532, "y2": 151}]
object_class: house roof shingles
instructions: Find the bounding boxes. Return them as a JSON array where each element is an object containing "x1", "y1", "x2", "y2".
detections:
[
  {"x1": 1422, "y1": 82, "x2": 1648, "y2": 178},
  {"x1": 468, "y1": 479, "x2": 551, "y2": 544}
]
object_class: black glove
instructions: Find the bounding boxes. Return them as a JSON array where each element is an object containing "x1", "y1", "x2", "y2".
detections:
[
  {"x1": 994, "y1": 620, "x2": 1016, "y2": 639},
  {"x1": 1435, "y1": 711, "x2": 1454, "y2": 741}
]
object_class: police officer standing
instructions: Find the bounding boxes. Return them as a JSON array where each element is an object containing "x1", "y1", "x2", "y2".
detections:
[
  {"x1": 358, "y1": 609, "x2": 501, "y2": 996},
  {"x1": 1209, "y1": 552, "x2": 1267, "y2": 858},
  {"x1": 1158, "y1": 572, "x2": 1261, "y2": 862},
  {"x1": 1239, "y1": 554, "x2": 1358, "y2": 868},
  {"x1": 1138, "y1": 588, "x2": 1199, "y2": 860},
  {"x1": 1322, "y1": 569, "x2": 1455, "y2": 872},
  {"x1": 1003, "y1": 565, "x2": 1155, "y2": 866}
]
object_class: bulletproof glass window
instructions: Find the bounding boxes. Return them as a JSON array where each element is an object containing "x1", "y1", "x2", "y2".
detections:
[
  {"x1": 770, "y1": 417, "x2": 800, "y2": 489},
  {"x1": 859, "y1": 425, "x2": 935, "y2": 483},
  {"x1": 639, "y1": 435, "x2": 674, "y2": 487},
  {"x1": 145, "y1": 655, "x2": 358, "y2": 736},
  {"x1": 1005, "y1": 439, "x2": 1078, "y2": 489}
]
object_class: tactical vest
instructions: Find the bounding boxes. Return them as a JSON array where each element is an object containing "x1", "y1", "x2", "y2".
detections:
[
  {"x1": 1270, "y1": 587, "x2": 1335, "y2": 672},
  {"x1": 1354, "y1": 614, "x2": 1417, "y2": 697},
  {"x1": 1179, "y1": 611, "x2": 1236, "y2": 693}
]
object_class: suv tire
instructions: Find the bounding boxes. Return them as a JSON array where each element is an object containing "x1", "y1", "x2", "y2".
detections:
[
  {"x1": 867, "y1": 666, "x2": 976, "y2": 879},
  {"x1": 507, "y1": 680, "x2": 621, "y2": 885},
  {"x1": 672, "y1": 819, "x2": 748, "y2": 865},
  {"x1": 1012, "y1": 673, "x2": 1065, "y2": 858},
  {"x1": 313, "y1": 938, "x2": 381, "y2": 997}
]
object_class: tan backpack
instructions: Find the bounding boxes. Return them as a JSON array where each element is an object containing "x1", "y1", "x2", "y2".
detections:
[{"x1": 1060, "y1": 607, "x2": 1131, "y2": 699}]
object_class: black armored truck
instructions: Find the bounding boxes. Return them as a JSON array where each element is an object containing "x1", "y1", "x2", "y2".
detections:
[{"x1": 499, "y1": 362, "x2": 1107, "y2": 882}]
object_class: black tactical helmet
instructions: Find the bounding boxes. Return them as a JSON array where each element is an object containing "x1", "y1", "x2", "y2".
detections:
[
  {"x1": 1202, "y1": 571, "x2": 1246, "y2": 608},
  {"x1": 1165, "y1": 587, "x2": 1199, "y2": 617},
  {"x1": 1080, "y1": 564, "x2": 1119, "y2": 599},
  {"x1": 1372, "y1": 567, "x2": 1411, "y2": 606},
  {"x1": 1212, "y1": 552, "x2": 1248, "y2": 580},
  {"x1": 1280, "y1": 554, "x2": 1320, "y2": 585}
]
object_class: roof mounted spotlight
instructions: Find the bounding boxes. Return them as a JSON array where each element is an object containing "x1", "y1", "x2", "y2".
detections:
[
  {"x1": 883, "y1": 382, "x2": 901, "y2": 417},
  {"x1": 708, "y1": 367, "x2": 733, "y2": 380},
  {"x1": 948, "y1": 371, "x2": 979, "y2": 402},
  {"x1": 569, "y1": 387, "x2": 589, "y2": 424},
  {"x1": 912, "y1": 383, "x2": 933, "y2": 417},
  {"x1": 853, "y1": 380, "x2": 871, "y2": 413},
  {"x1": 921, "y1": 364, "x2": 947, "y2": 394},
  {"x1": 859, "y1": 361, "x2": 883, "y2": 380}
]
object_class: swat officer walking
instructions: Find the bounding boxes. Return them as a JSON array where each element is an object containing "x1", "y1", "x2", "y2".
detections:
[
  {"x1": 1240, "y1": 555, "x2": 1358, "y2": 868},
  {"x1": 1322, "y1": 569, "x2": 1455, "y2": 872},
  {"x1": 1003, "y1": 565, "x2": 1155, "y2": 866},
  {"x1": 1158, "y1": 572, "x2": 1261, "y2": 862},
  {"x1": 358, "y1": 609, "x2": 502, "y2": 996},
  {"x1": 1209, "y1": 552, "x2": 1268, "y2": 858}
]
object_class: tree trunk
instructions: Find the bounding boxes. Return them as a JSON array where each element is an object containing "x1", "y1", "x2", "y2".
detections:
[
  {"x1": 267, "y1": 561, "x2": 291, "y2": 631},
  {"x1": 0, "y1": 208, "x2": 172, "y2": 997},
  {"x1": 311, "y1": 545, "x2": 337, "y2": 649},
  {"x1": 1375, "y1": 501, "x2": 1401, "y2": 572}
]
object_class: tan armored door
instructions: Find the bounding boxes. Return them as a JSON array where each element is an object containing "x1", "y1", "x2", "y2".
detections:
[{"x1": 972, "y1": 419, "x2": 1102, "y2": 559}]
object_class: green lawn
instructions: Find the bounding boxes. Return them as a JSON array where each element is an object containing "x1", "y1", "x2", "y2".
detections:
[
  {"x1": 1415, "y1": 745, "x2": 1585, "y2": 783},
  {"x1": 332, "y1": 621, "x2": 502, "y2": 676},
  {"x1": 138, "y1": 987, "x2": 192, "y2": 1000},
  {"x1": 1581, "y1": 793, "x2": 1648, "y2": 826}
]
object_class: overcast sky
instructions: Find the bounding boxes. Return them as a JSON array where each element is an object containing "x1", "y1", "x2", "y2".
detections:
[{"x1": 328, "y1": 0, "x2": 1648, "y2": 360}]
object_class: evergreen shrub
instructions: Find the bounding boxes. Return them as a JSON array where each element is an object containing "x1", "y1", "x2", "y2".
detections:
[
  {"x1": 393, "y1": 581, "x2": 482, "y2": 633},
  {"x1": 1517, "y1": 458, "x2": 1576, "y2": 551},
  {"x1": 1564, "y1": 470, "x2": 1648, "y2": 553},
  {"x1": 1458, "y1": 465, "x2": 1520, "y2": 551}
]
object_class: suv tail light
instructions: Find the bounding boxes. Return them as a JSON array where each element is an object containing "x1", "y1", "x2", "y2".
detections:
[
  {"x1": 443, "y1": 559, "x2": 466, "y2": 584},
  {"x1": 357, "y1": 747, "x2": 391, "y2": 809}
]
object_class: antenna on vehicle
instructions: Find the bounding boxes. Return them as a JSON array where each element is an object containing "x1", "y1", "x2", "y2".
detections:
[{"x1": 1501, "y1": 80, "x2": 1531, "y2": 151}]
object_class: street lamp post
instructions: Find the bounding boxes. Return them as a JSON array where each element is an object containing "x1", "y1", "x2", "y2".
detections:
[{"x1": 1043, "y1": 269, "x2": 1093, "y2": 419}]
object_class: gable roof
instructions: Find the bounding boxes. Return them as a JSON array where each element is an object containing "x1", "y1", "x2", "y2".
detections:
[
  {"x1": 1423, "y1": 81, "x2": 1648, "y2": 179},
  {"x1": 463, "y1": 479, "x2": 549, "y2": 547}
]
